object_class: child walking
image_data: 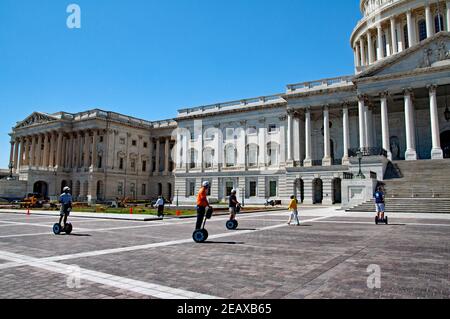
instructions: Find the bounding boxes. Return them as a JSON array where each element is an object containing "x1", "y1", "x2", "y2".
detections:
[{"x1": 287, "y1": 195, "x2": 300, "y2": 226}]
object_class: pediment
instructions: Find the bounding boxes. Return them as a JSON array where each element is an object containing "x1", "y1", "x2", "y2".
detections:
[
  {"x1": 355, "y1": 32, "x2": 450, "y2": 80},
  {"x1": 15, "y1": 112, "x2": 58, "y2": 129}
]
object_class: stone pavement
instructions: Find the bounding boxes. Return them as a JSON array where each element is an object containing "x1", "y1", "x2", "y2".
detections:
[{"x1": 0, "y1": 208, "x2": 449, "y2": 299}]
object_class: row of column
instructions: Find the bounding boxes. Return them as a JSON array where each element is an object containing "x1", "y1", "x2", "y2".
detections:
[
  {"x1": 355, "y1": 2, "x2": 450, "y2": 68},
  {"x1": 150, "y1": 137, "x2": 172, "y2": 175},
  {"x1": 286, "y1": 85, "x2": 445, "y2": 165}
]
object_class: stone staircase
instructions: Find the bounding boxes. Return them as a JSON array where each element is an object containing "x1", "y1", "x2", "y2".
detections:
[{"x1": 346, "y1": 159, "x2": 450, "y2": 213}]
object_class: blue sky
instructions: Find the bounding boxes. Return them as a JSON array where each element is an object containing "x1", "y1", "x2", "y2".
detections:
[{"x1": 0, "y1": 0, "x2": 361, "y2": 168}]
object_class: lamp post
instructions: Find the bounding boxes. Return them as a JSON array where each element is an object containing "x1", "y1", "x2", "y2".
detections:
[
  {"x1": 176, "y1": 188, "x2": 179, "y2": 207},
  {"x1": 356, "y1": 150, "x2": 366, "y2": 179},
  {"x1": 6, "y1": 161, "x2": 15, "y2": 181}
]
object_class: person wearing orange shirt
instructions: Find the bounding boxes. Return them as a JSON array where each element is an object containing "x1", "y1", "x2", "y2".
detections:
[{"x1": 195, "y1": 181, "x2": 211, "y2": 230}]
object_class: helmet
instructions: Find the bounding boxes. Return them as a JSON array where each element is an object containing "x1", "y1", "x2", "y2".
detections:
[
  {"x1": 202, "y1": 181, "x2": 210, "y2": 188},
  {"x1": 231, "y1": 189, "x2": 237, "y2": 194},
  {"x1": 63, "y1": 186, "x2": 70, "y2": 192}
]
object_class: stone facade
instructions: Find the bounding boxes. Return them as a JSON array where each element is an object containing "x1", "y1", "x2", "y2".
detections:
[{"x1": 3, "y1": 0, "x2": 450, "y2": 207}]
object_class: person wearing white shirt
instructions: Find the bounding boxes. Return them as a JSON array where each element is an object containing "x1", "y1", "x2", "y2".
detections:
[{"x1": 156, "y1": 196, "x2": 165, "y2": 219}]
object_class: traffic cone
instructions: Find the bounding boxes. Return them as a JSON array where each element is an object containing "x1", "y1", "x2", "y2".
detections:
[{"x1": 130, "y1": 207, "x2": 133, "y2": 215}]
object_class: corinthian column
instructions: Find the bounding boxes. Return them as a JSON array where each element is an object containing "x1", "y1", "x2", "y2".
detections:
[
  {"x1": 164, "y1": 137, "x2": 170, "y2": 175},
  {"x1": 404, "y1": 89, "x2": 417, "y2": 160},
  {"x1": 19, "y1": 138, "x2": 26, "y2": 168},
  {"x1": 83, "y1": 131, "x2": 90, "y2": 168},
  {"x1": 380, "y1": 92, "x2": 392, "y2": 160},
  {"x1": 428, "y1": 85, "x2": 444, "y2": 159},
  {"x1": 92, "y1": 130, "x2": 98, "y2": 169},
  {"x1": 55, "y1": 131, "x2": 64, "y2": 168},
  {"x1": 155, "y1": 139, "x2": 161, "y2": 175},
  {"x1": 30, "y1": 135, "x2": 37, "y2": 167},
  {"x1": 304, "y1": 108, "x2": 312, "y2": 167},
  {"x1": 322, "y1": 106, "x2": 331, "y2": 166},
  {"x1": 43, "y1": 133, "x2": 50, "y2": 167},
  {"x1": 342, "y1": 105, "x2": 350, "y2": 165}
]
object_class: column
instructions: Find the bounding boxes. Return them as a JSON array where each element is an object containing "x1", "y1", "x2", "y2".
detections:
[
  {"x1": 56, "y1": 131, "x2": 64, "y2": 168},
  {"x1": 365, "y1": 105, "x2": 374, "y2": 148},
  {"x1": 13, "y1": 139, "x2": 20, "y2": 171},
  {"x1": 30, "y1": 135, "x2": 37, "y2": 167},
  {"x1": 377, "y1": 24, "x2": 383, "y2": 60},
  {"x1": 149, "y1": 138, "x2": 154, "y2": 174},
  {"x1": 447, "y1": 1, "x2": 450, "y2": 32},
  {"x1": 83, "y1": 131, "x2": 90, "y2": 168},
  {"x1": 70, "y1": 133, "x2": 76, "y2": 169},
  {"x1": 295, "y1": 115, "x2": 303, "y2": 162},
  {"x1": 428, "y1": 85, "x2": 444, "y2": 159},
  {"x1": 355, "y1": 44, "x2": 361, "y2": 68},
  {"x1": 354, "y1": 48, "x2": 360, "y2": 69},
  {"x1": 322, "y1": 106, "x2": 331, "y2": 166},
  {"x1": 406, "y1": 10, "x2": 416, "y2": 47},
  {"x1": 9, "y1": 140, "x2": 14, "y2": 167},
  {"x1": 359, "y1": 38, "x2": 366, "y2": 66},
  {"x1": 76, "y1": 133, "x2": 82, "y2": 168},
  {"x1": 404, "y1": 89, "x2": 417, "y2": 160},
  {"x1": 342, "y1": 105, "x2": 350, "y2": 165},
  {"x1": 49, "y1": 132, "x2": 56, "y2": 168},
  {"x1": 390, "y1": 17, "x2": 398, "y2": 55},
  {"x1": 92, "y1": 130, "x2": 98, "y2": 169},
  {"x1": 380, "y1": 92, "x2": 392, "y2": 160},
  {"x1": 155, "y1": 139, "x2": 160, "y2": 174},
  {"x1": 367, "y1": 31, "x2": 375, "y2": 64},
  {"x1": 19, "y1": 138, "x2": 26, "y2": 167},
  {"x1": 304, "y1": 108, "x2": 312, "y2": 167},
  {"x1": 24, "y1": 137, "x2": 30, "y2": 166},
  {"x1": 425, "y1": 4, "x2": 434, "y2": 38},
  {"x1": 164, "y1": 136, "x2": 170, "y2": 175},
  {"x1": 287, "y1": 110, "x2": 294, "y2": 163},
  {"x1": 35, "y1": 134, "x2": 43, "y2": 167},
  {"x1": 358, "y1": 97, "x2": 366, "y2": 149},
  {"x1": 42, "y1": 133, "x2": 50, "y2": 167},
  {"x1": 397, "y1": 21, "x2": 405, "y2": 52}
]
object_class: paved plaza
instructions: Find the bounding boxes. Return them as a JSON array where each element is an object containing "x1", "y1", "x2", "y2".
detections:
[{"x1": 0, "y1": 208, "x2": 449, "y2": 299}]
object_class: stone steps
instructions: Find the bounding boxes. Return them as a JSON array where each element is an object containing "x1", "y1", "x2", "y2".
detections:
[{"x1": 346, "y1": 198, "x2": 450, "y2": 214}]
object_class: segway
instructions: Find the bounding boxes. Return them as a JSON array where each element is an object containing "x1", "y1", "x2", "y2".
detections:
[
  {"x1": 375, "y1": 216, "x2": 388, "y2": 225},
  {"x1": 226, "y1": 204, "x2": 240, "y2": 230},
  {"x1": 53, "y1": 222, "x2": 73, "y2": 235},
  {"x1": 192, "y1": 207, "x2": 213, "y2": 243}
]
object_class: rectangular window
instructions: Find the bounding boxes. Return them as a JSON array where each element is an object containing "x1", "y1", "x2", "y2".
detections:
[
  {"x1": 142, "y1": 184, "x2": 147, "y2": 196},
  {"x1": 189, "y1": 182, "x2": 196, "y2": 197},
  {"x1": 226, "y1": 181, "x2": 234, "y2": 197},
  {"x1": 143, "y1": 142, "x2": 148, "y2": 148},
  {"x1": 120, "y1": 138, "x2": 125, "y2": 145},
  {"x1": 98, "y1": 156, "x2": 102, "y2": 169},
  {"x1": 99, "y1": 136, "x2": 104, "y2": 143},
  {"x1": 269, "y1": 181, "x2": 277, "y2": 197},
  {"x1": 268, "y1": 124, "x2": 277, "y2": 133},
  {"x1": 119, "y1": 158, "x2": 124, "y2": 170},
  {"x1": 130, "y1": 159, "x2": 136, "y2": 170},
  {"x1": 249, "y1": 181, "x2": 257, "y2": 197},
  {"x1": 132, "y1": 140, "x2": 137, "y2": 146},
  {"x1": 118, "y1": 182, "x2": 124, "y2": 195},
  {"x1": 142, "y1": 160, "x2": 147, "y2": 172}
]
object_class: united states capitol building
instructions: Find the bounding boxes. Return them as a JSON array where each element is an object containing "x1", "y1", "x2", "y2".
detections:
[{"x1": 2, "y1": 0, "x2": 450, "y2": 209}]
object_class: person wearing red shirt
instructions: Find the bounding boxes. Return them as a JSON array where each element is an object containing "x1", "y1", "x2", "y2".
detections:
[{"x1": 195, "y1": 181, "x2": 211, "y2": 230}]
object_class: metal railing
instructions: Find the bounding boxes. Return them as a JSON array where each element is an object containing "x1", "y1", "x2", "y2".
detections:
[{"x1": 349, "y1": 147, "x2": 388, "y2": 157}]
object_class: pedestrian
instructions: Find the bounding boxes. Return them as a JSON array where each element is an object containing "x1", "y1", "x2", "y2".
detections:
[
  {"x1": 228, "y1": 189, "x2": 241, "y2": 222},
  {"x1": 156, "y1": 196, "x2": 165, "y2": 219},
  {"x1": 287, "y1": 195, "x2": 300, "y2": 226},
  {"x1": 374, "y1": 186, "x2": 385, "y2": 220},
  {"x1": 195, "y1": 181, "x2": 211, "y2": 230}
]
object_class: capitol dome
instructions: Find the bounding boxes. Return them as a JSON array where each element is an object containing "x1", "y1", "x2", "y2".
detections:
[{"x1": 351, "y1": 0, "x2": 450, "y2": 73}]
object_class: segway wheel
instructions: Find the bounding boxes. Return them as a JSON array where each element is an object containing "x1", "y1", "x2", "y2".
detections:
[
  {"x1": 226, "y1": 220, "x2": 236, "y2": 230},
  {"x1": 53, "y1": 223, "x2": 62, "y2": 235},
  {"x1": 193, "y1": 229, "x2": 208, "y2": 243},
  {"x1": 233, "y1": 220, "x2": 238, "y2": 230},
  {"x1": 385, "y1": 217, "x2": 388, "y2": 225},
  {"x1": 65, "y1": 223, "x2": 73, "y2": 235}
]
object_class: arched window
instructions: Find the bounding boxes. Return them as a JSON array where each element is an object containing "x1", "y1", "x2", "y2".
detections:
[
  {"x1": 225, "y1": 144, "x2": 237, "y2": 167},
  {"x1": 435, "y1": 14, "x2": 445, "y2": 33},
  {"x1": 418, "y1": 19, "x2": 427, "y2": 41},
  {"x1": 403, "y1": 25, "x2": 409, "y2": 49},
  {"x1": 247, "y1": 144, "x2": 259, "y2": 167},
  {"x1": 203, "y1": 148, "x2": 215, "y2": 169},
  {"x1": 267, "y1": 142, "x2": 279, "y2": 166}
]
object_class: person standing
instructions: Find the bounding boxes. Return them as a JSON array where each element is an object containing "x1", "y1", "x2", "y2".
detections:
[
  {"x1": 156, "y1": 196, "x2": 165, "y2": 219},
  {"x1": 195, "y1": 181, "x2": 210, "y2": 230},
  {"x1": 59, "y1": 187, "x2": 73, "y2": 229},
  {"x1": 228, "y1": 189, "x2": 241, "y2": 222},
  {"x1": 287, "y1": 195, "x2": 300, "y2": 226},
  {"x1": 374, "y1": 186, "x2": 386, "y2": 220}
]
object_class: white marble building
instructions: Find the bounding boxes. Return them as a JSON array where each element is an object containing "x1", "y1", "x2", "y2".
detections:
[
  {"x1": 174, "y1": 0, "x2": 450, "y2": 205},
  {"x1": 3, "y1": 0, "x2": 450, "y2": 206}
]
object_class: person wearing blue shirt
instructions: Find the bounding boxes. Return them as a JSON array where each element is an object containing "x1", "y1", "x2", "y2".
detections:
[
  {"x1": 59, "y1": 186, "x2": 73, "y2": 229},
  {"x1": 374, "y1": 186, "x2": 385, "y2": 221}
]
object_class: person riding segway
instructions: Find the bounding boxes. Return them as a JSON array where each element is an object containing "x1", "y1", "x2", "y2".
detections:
[
  {"x1": 53, "y1": 186, "x2": 74, "y2": 235},
  {"x1": 226, "y1": 189, "x2": 240, "y2": 230},
  {"x1": 192, "y1": 181, "x2": 213, "y2": 243},
  {"x1": 374, "y1": 186, "x2": 388, "y2": 225}
]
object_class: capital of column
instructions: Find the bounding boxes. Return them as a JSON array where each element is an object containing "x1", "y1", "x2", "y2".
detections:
[
  {"x1": 379, "y1": 91, "x2": 389, "y2": 99},
  {"x1": 427, "y1": 84, "x2": 438, "y2": 94},
  {"x1": 403, "y1": 88, "x2": 414, "y2": 97}
]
